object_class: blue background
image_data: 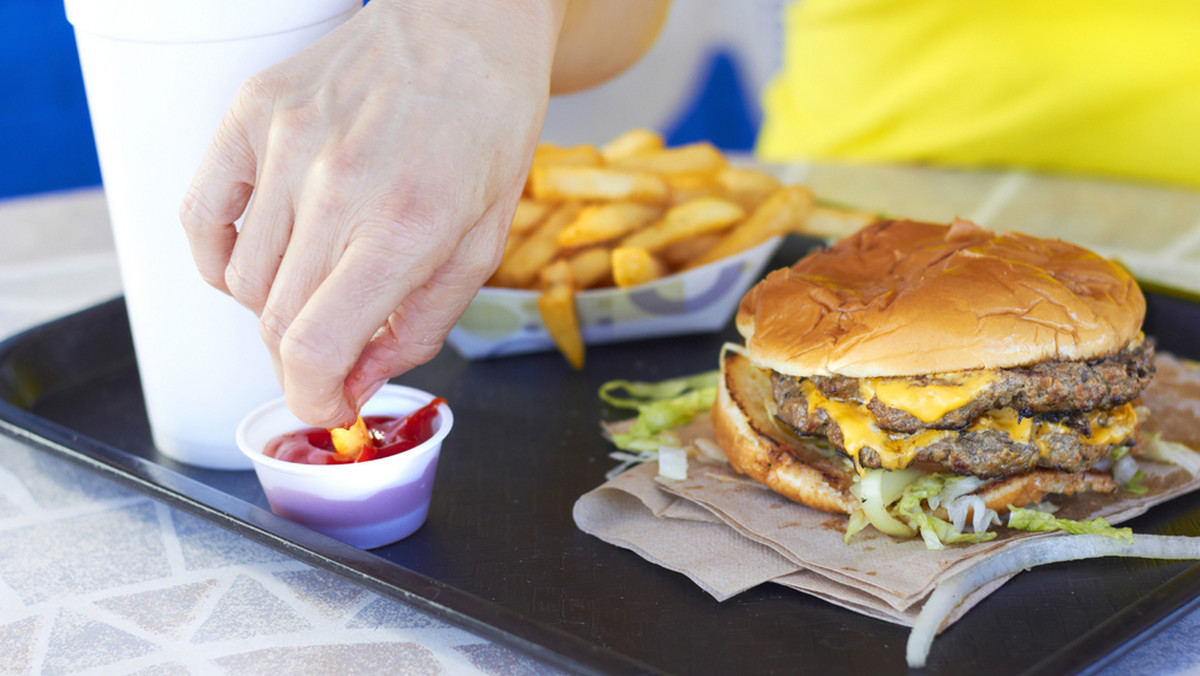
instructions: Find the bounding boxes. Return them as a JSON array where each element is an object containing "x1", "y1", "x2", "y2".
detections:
[{"x1": 1, "y1": 0, "x2": 102, "y2": 199}]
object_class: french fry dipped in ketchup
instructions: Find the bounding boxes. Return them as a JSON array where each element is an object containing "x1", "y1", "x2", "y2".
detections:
[
  {"x1": 330, "y1": 416, "x2": 378, "y2": 462},
  {"x1": 264, "y1": 398, "x2": 447, "y2": 465}
]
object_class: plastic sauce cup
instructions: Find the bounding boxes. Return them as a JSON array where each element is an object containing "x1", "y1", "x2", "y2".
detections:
[{"x1": 237, "y1": 386, "x2": 453, "y2": 549}]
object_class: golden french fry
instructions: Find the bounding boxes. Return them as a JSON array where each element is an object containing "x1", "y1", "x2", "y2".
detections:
[
  {"x1": 619, "y1": 197, "x2": 745, "y2": 251},
  {"x1": 537, "y1": 282, "x2": 585, "y2": 369},
  {"x1": 718, "y1": 166, "x2": 782, "y2": 211},
  {"x1": 600, "y1": 128, "x2": 664, "y2": 163},
  {"x1": 800, "y1": 205, "x2": 880, "y2": 241},
  {"x1": 665, "y1": 172, "x2": 726, "y2": 205},
  {"x1": 330, "y1": 416, "x2": 374, "y2": 459},
  {"x1": 523, "y1": 144, "x2": 604, "y2": 195},
  {"x1": 657, "y1": 232, "x2": 722, "y2": 270},
  {"x1": 609, "y1": 141, "x2": 728, "y2": 177},
  {"x1": 538, "y1": 258, "x2": 574, "y2": 289},
  {"x1": 498, "y1": 130, "x2": 835, "y2": 369},
  {"x1": 690, "y1": 185, "x2": 816, "y2": 268},
  {"x1": 491, "y1": 202, "x2": 582, "y2": 288},
  {"x1": 511, "y1": 198, "x2": 553, "y2": 235},
  {"x1": 612, "y1": 247, "x2": 666, "y2": 288},
  {"x1": 529, "y1": 165, "x2": 670, "y2": 205},
  {"x1": 565, "y1": 246, "x2": 614, "y2": 289},
  {"x1": 556, "y1": 202, "x2": 661, "y2": 248},
  {"x1": 531, "y1": 143, "x2": 603, "y2": 169}
]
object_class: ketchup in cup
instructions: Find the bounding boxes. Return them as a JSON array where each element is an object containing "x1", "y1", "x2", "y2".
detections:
[
  {"x1": 237, "y1": 386, "x2": 453, "y2": 549},
  {"x1": 264, "y1": 398, "x2": 447, "y2": 465}
]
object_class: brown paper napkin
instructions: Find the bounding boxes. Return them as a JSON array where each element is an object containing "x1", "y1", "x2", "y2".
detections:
[{"x1": 573, "y1": 354, "x2": 1200, "y2": 628}]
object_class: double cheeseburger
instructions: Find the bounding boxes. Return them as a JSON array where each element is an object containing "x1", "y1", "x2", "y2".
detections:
[{"x1": 713, "y1": 218, "x2": 1155, "y2": 538}]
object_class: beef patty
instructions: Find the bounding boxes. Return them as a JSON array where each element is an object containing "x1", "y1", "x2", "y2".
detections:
[{"x1": 771, "y1": 341, "x2": 1154, "y2": 477}]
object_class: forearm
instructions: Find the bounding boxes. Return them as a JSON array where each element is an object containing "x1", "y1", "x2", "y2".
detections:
[
  {"x1": 550, "y1": 0, "x2": 673, "y2": 94},
  {"x1": 364, "y1": 0, "x2": 667, "y2": 96}
]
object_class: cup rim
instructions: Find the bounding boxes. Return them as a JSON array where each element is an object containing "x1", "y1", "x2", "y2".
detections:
[{"x1": 236, "y1": 384, "x2": 454, "y2": 475}]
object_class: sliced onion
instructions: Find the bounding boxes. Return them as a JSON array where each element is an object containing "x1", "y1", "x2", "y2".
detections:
[
  {"x1": 692, "y1": 437, "x2": 728, "y2": 464},
  {"x1": 880, "y1": 468, "x2": 925, "y2": 503},
  {"x1": 1112, "y1": 453, "x2": 1140, "y2": 488},
  {"x1": 972, "y1": 500, "x2": 1000, "y2": 534},
  {"x1": 657, "y1": 445, "x2": 688, "y2": 481},
  {"x1": 907, "y1": 534, "x2": 1200, "y2": 668},
  {"x1": 1142, "y1": 436, "x2": 1200, "y2": 476},
  {"x1": 855, "y1": 469, "x2": 921, "y2": 537},
  {"x1": 944, "y1": 494, "x2": 995, "y2": 534},
  {"x1": 945, "y1": 498, "x2": 970, "y2": 533},
  {"x1": 928, "y1": 476, "x2": 986, "y2": 512}
]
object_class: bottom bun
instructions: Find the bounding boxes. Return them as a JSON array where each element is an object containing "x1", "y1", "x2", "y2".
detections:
[
  {"x1": 714, "y1": 351, "x2": 858, "y2": 514},
  {"x1": 970, "y1": 470, "x2": 1115, "y2": 514},
  {"x1": 713, "y1": 352, "x2": 1117, "y2": 517}
]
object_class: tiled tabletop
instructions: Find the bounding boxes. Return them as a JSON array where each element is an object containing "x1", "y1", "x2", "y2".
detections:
[{"x1": 2, "y1": 167, "x2": 1200, "y2": 674}]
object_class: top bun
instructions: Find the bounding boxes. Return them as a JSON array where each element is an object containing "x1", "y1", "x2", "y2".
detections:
[{"x1": 736, "y1": 219, "x2": 1145, "y2": 377}]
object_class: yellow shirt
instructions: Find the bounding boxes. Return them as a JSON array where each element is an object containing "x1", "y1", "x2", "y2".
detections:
[{"x1": 756, "y1": 0, "x2": 1200, "y2": 187}]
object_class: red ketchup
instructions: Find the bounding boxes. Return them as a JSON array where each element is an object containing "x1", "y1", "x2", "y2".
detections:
[{"x1": 264, "y1": 398, "x2": 446, "y2": 465}]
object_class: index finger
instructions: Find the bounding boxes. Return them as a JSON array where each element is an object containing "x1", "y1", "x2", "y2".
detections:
[
  {"x1": 179, "y1": 77, "x2": 272, "y2": 292},
  {"x1": 271, "y1": 230, "x2": 447, "y2": 427}
]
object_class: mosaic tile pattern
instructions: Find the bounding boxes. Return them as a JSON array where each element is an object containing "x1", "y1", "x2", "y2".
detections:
[{"x1": 0, "y1": 440, "x2": 563, "y2": 675}]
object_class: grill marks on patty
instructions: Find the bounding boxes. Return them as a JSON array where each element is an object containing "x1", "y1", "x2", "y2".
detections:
[{"x1": 771, "y1": 341, "x2": 1155, "y2": 478}]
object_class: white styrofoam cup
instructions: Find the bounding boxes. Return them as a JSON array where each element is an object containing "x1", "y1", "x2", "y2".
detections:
[{"x1": 66, "y1": 0, "x2": 361, "y2": 468}]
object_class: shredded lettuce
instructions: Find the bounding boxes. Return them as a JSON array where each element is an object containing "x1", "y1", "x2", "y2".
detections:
[
  {"x1": 892, "y1": 475, "x2": 997, "y2": 550},
  {"x1": 599, "y1": 370, "x2": 719, "y2": 411},
  {"x1": 846, "y1": 471, "x2": 998, "y2": 549},
  {"x1": 1124, "y1": 470, "x2": 1149, "y2": 495},
  {"x1": 599, "y1": 371, "x2": 719, "y2": 477},
  {"x1": 1007, "y1": 506, "x2": 1134, "y2": 542},
  {"x1": 607, "y1": 387, "x2": 717, "y2": 452},
  {"x1": 844, "y1": 510, "x2": 870, "y2": 545}
]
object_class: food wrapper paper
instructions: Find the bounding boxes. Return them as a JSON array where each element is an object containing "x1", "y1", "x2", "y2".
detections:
[{"x1": 573, "y1": 354, "x2": 1200, "y2": 628}]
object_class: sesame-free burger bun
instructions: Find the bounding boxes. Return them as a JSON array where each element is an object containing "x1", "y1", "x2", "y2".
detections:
[{"x1": 735, "y1": 219, "x2": 1145, "y2": 379}]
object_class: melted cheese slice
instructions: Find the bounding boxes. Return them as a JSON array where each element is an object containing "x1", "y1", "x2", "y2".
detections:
[
  {"x1": 1033, "y1": 403, "x2": 1138, "y2": 457},
  {"x1": 802, "y1": 381, "x2": 948, "y2": 470},
  {"x1": 858, "y1": 371, "x2": 996, "y2": 423},
  {"x1": 968, "y1": 407, "x2": 1032, "y2": 442},
  {"x1": 801, "y1": 381, "x2": 1139, "y2": 472}
]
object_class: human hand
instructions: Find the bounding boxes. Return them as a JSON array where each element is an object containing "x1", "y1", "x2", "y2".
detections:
[{"x1": 180, "y1": 0, "x2": 564, "y2": 427}]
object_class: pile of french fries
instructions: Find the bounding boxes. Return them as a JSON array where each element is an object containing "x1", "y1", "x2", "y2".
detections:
[{"x1": 488, "y1": 128, "x2": 873, "y2": 368}]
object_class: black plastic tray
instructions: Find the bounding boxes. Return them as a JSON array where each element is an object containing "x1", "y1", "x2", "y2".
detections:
[{"x1": 2, "y1": 237, "x2": 1199, "y2": 675}]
